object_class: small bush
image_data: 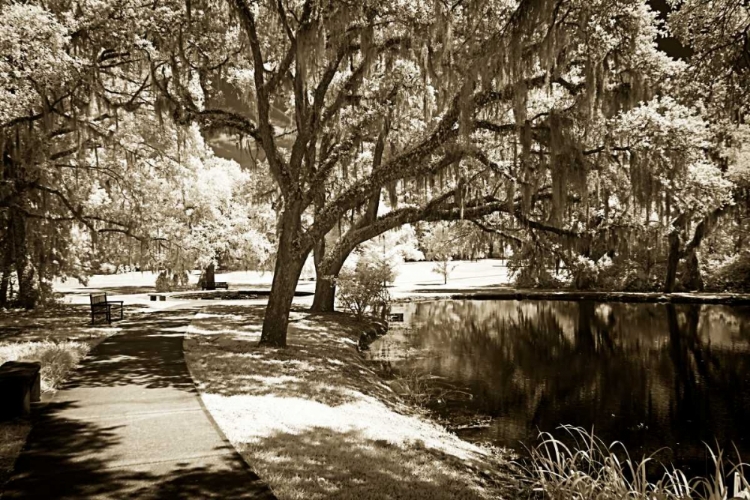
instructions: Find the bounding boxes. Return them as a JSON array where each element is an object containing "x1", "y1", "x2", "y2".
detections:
[
  {"x1": 521, "y1": 425, "x2": 750, "y2": 500},
  {"x1": 513, "y1": 266, "x2": 567, "y2": 289},
  {"x1": 155, "y1": 270, "x2": 189, "y2": 292},
  {"x1": 155, "y1": 271, "x2": 171, "y2": 292},
  {"x1": 390, "y1": 370, "x2": 473, "y2": 411},
  {"x1": 705, "y1": 252, "x2": 750, "y2": 292},
  {"x1": 336, "y1": 259, "x2": 392, "y2": 320},
  {"x1": 390, "y1": 370, "x2": 433, "y2": 408}
]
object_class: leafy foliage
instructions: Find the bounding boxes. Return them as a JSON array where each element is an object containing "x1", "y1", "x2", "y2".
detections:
[
  {"x1": 704, "y1": 252, "x2": 750, "y2": 293},
  {"x1": 336, "y1": 257, "x2": 392, "y2": 320},
  {"x1": 2, "y1": 0, "x2": 748, "y2": 333}
]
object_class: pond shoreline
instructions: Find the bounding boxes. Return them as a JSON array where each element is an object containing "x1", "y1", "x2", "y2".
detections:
[
  {"x1": 392, "y1": 289, "x2": 750, "y2": 305},
  {"x1": 370, "y1": 297, "x2": 750, "y2": 484}
]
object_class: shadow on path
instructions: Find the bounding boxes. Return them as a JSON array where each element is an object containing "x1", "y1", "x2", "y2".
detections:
[{"x1": 2, "y1": 309, "x2": 275, "y2": 499}]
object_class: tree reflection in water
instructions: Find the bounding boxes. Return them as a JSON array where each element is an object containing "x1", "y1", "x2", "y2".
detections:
[{"x1": 368, "y1": 300, "x2": 750, "y2": 475}]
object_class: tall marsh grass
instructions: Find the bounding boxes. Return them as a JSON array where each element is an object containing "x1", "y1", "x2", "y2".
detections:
[
  {"x1": 521, "y1": 425, "x2": 750, "y2": 499},
  {"x1": 0, "y1": 341, "x2": 90, "y2": 392}
]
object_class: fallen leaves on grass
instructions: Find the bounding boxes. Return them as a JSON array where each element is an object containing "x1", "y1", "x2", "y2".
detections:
[{"x1": 184, "y1": 305, "x2": 522, "y2": 500}]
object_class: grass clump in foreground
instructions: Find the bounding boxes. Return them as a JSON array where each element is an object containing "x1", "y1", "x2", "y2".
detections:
[
  {"x1": 184, "y1": 305, "x2": 523, "y2": 500},
  {"x1": 523, "y1": 425, "x2": 750, "y2": 499},
  {"x1": 0, "y1": 337, "x2": 93, "y2": 488},
  {"x1": 0, "y1": 340, "x2": 91, "y2": 392},
  {"x1": 0, "y1": 305, "x2": 118, "y2": 392},
  {"x1": 0, "y1": 305, "x2": 119, "y2": 490}
]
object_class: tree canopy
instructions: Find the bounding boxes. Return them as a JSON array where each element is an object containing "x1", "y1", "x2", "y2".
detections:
[{"x1": 1, "y1": 0, "x2": 748, "y2": 345}]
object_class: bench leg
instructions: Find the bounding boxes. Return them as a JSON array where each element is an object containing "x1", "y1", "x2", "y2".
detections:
[
  {"x1": 21, "y1": 389, "x2": 31, "y2": 415},
  {"x1": 0, "y1": 384, "x2": 32, "y2": 417},
  {"x1": 30, "y1": 372, "x2": 40, "y2": 403}
]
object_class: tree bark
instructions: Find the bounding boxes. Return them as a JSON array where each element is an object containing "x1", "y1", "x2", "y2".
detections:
[
  {"x1": 205, "y1": 262, "x2": 216, "y2": 290},
  {"x1": 261, "y1": 201, "x2": 309, "y2": 347},
  {"x1": 0, "y1": 250, "x2": 10, "y2": 307},
  {"x1": 310, "y1": 251, "x2": 348, "y2": 312},
  {"x1": 311, "y1": 273, "x2": 337, "y2": 312},
  {"x1": 683, "y1": 249, "x2": 704, "y2": 291},
  {"x1": 310, "y1": 237, "x2": 334, "y2": 312},
  {"x1": 664, "y1": 229, "x2": 681, "y2": 293},
  {"x1": 261, "y1": 253, "x2": 306, "y2": 347},
  {"x1": 3, "y1": 207, "x2": 33, "y2": 308},
  {"x1": 0, "y1": 214, "x2": 10, "y2": 307}
]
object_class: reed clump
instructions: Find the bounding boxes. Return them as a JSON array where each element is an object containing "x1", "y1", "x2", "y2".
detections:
[{"x1": 521, "y1": 425, "x2": 750, "y2": 500}]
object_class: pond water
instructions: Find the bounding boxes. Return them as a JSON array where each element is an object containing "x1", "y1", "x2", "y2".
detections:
[{"x1": 367, "y1": 300, "x2": 750, "y2": 475}]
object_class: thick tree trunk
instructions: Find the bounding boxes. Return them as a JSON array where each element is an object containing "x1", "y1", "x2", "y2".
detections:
[
  {"x1": 310, "y1": 239, "x2": 354, "y2": 312},
  {"x1": 310, "y1": 255, "x2": 347, "y2": 312},
  {"x1": 664, "y1": 229, "x2": 681, "y2": 293},
  {"x1": 15, "y1": 256, "x2": 36, "y2": 309},
  {"x1": 0, "y1": 224, "x2": 10, "y2": 307},
  {"x1": 8, "y1": 209, "x2": 36, "y2": 309},
  {"x1": 204, "y1": 262, "x2": 216, "y2": 290},
  {"x1": 311, "y1": 238, "x2": 334, "y2": 312},
  {"x1": 0, "y1": 256, "x2": 10, "y2": 308},
  {"x1": 261, "y1": 202, "x2": 308, "y2": 347},
  {"x1": 683, "y1": 249, "x2": 704, "y2": 291},
  {"x1": 261, "y1": 253, "x2": 306, "y2": 347},
  {"x1": 311, "y1": 273, "x2": 336, "y2": 312}
]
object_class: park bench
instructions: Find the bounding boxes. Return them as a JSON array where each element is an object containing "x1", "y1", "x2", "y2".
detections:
[
  {"x1": 0, "y1": 361, "x2": 41, "y2": 419},
  {"x1": 389, "y1": 312, "x2": 405, "y2": 322},
  {"x1": 89, "y1": 292, "x2": 124, "y2": 324},
  {"x1": 200, "y1": 281, "x2": 228, "y2": 290}
]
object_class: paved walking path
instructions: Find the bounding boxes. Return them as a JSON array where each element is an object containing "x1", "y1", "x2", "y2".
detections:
[{"x1": 3, "y1": 309, "x2": 275, "y2": 499}]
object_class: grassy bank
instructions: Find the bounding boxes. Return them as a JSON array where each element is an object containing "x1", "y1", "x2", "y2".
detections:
[
  {"x1": 184, "y1": 305, "x2": 522, "y2": 499},
  {"x1": 0, "y1": 305, "x2": 120, "y2": 489}
]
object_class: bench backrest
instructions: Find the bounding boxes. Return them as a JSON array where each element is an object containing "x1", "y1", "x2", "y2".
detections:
[{"x1": 90, "y1": 293, "x2": 108, "y2": 305}]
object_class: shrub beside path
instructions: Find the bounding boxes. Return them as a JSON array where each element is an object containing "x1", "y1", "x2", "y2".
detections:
[{"x1": 2, "y1": 308, "x2": 275, "y2": 499}]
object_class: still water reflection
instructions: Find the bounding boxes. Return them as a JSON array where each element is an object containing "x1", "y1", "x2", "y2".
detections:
[{"x1": 368, "y1": 300, "x2": 750, "y2": 474}]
